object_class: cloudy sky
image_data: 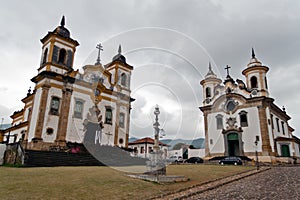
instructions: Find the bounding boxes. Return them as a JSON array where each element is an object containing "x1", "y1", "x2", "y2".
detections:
[{"x1": 0, "y1": 0, "x2": 299, "y2": 139}]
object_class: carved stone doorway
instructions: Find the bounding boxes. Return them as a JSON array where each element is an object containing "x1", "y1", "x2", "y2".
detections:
[{"x1": 224, "y1": 132, "x2": 244, "y2": 157}]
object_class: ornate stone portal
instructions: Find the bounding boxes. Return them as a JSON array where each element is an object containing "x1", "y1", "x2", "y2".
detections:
[{"x1": 222, "y1": 117, "x2": 244, "y2": 156}]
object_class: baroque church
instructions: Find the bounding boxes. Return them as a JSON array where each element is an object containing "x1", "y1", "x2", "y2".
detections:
[
  {"x1": 1, "y1": 17, "x2": 134, "y2": 151},
  {"x1": 200, "y1": 50, "x2": 300, "y2": 163}
]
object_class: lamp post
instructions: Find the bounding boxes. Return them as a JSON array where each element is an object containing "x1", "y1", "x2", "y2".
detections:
[
  {"x1": 149, "y1": 105, "x2": 166, "y2": 175},
  {"x1": 153, "y1": 105, "x2": 160, "y2": 152},
  {"x1": 254, "y1": 138, "x2": 259, "y2": 170}
]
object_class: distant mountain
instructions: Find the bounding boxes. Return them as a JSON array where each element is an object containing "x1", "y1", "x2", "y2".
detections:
[
  {"x1": 128, "y1": 137, "x2": 139, "y2": 143},
  {"x1": 128, "y1": 137, "x2": 205, "y2": 149},
  {"x1": 160, "y1": 138, "x2": 205, "y2": 149},
  {"x1": 0, "y1": 124, "x2": 11, "y2": 130}
]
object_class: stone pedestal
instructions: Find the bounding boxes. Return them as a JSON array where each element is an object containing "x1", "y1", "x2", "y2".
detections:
[{"x1": 146, "y1": 150, "x2": 166, "y2": 175}]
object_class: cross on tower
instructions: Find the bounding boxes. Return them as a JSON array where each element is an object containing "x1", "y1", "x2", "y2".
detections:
[
  {"x1": 225, "y1": 65, "x2": 231, "y2": 76},
  {"x1": 95, "y1": 43, "x2": 103, "y2": 65}
]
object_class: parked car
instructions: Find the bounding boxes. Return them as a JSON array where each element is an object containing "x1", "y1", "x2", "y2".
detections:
[
  {"x1": 168, "y1": 155, "x2": 183, "y2": 163},
  {"x1": 219, "y1": 157, "x2": 243, "y2": 165},
  {"x1": 184, "y1": 157, "x2": 204, "y2": 164}
]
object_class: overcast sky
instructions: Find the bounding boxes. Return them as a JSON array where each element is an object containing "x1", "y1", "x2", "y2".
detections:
[{"x1": 0, "y1": 0, "x2": 299, "y2": 139}]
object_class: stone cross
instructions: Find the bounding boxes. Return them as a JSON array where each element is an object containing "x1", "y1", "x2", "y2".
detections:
[
  {"x1": 225, "y1": 65, "x2": 231, "y2": 76},
  {"x1": 95, "y1": 43, "x2": 103, "y2": 65}
]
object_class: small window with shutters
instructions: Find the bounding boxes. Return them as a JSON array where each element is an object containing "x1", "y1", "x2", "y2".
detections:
[
  {"x1": 239, "y1": 111, "x2": 248, "y2": 127},
  {"x1": 50, "y1": 97, "x2": 60, "y2": 115},
  {"x1": 216, "y1": 114, "x2": 223, "y2": 130},
  {"x1": 74, "y1": 100, "x2": 84, "y2": 119}
]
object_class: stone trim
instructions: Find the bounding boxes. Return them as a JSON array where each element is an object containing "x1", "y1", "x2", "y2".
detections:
[
  {"x1": 257, "y1": 105, "x2": 272, "y2": 155},
  {"x1": 55, "y1": 86, "x2": 73, "y2": 146},
  {"x1": 34, "y1": 84, "x2": 50, "y2": 140}
]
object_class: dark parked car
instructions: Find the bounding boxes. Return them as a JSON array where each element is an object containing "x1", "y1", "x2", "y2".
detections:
[
  {"x1": 219, "y1": 157, "x2": 243, "y2": 165},
  {"x1": 185, "y1": 157, "x2": 204, "y2": 164}
]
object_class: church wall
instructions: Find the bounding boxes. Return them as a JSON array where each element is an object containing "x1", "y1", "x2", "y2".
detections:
[
  {"x1": 240, "y1": 107, "x2": 262, "y2": 153},
  {"x1": 7, "y1": 128, "x2": 26, "y2": 143},
  {"x1": 271, "y1": 112, "x2": 289, "y2": 138},
  {"x1": 117, "y1": 105, "x2": 128, "y2": 147},
  {"x1": 27, "y1": 88, "x2": 42, "y2": 141},
  {"x1": 265, "y1": 107, "x2": 275, "y2": 152},
  {"x1": 207, "y1": 112, "x2": 225, "y2": 154},
  {"x1": 294, "y1": 143, "x2": 300, "y2": 157},
  {"x1": 41, "y1": 87, "x2": 62, "y2": 142},
  {"x1": 100, "y1": 99, "x2": 116, "y2": 145},
  {"x1": 23, "y1": 106, "x2": 30, "y2": 122},
  {"x1": 65, "y1": 90, "x2": 92, "y2": 143},
  {"x1": 207, "y1": 106, "x2": 263, "y2": 155}
]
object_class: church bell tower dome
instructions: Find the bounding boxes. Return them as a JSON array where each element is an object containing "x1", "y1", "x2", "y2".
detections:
[
  {"x1": 242, "y1": 48, "x2": 269, "y2": 97},
  {"x1": 53, "y1": 16, "x2": 70, "y2": 38},
  {"x1": 200, "y1": 62, "x2": 222, "y2": 105}
]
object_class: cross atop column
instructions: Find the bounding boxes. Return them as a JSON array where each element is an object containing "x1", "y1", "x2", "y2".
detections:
[
  {"x1": 225, "y1": 65, "x2": 231, "y2": 76},
  {"x1": 95, "y1": 43, "x2": 103, "y2": 65}
]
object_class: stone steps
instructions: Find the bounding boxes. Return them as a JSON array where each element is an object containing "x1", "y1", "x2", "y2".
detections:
[{"x1": 24, "y1": 145, "x2": 148, "y2": 167}]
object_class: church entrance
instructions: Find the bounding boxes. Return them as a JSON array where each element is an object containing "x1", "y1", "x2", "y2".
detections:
[
  {"x1": 227, "y1": 133, "x2": 240, "y2": 156},
  {"x1": 281, "y1": 144, "x2": 290, "y2": 157}
]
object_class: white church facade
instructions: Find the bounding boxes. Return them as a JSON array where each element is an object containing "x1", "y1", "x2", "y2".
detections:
[
  {"x1": 1, "y1": 17, "x2": 134, "y2": 151},
  {"x1": 200, "y1": 50, "x2": 300, "y2": 163}
]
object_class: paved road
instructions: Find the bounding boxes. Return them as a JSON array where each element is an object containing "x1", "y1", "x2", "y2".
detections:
[{"x1": 188, "y1": 167, "x2": 300, "y2": 200}]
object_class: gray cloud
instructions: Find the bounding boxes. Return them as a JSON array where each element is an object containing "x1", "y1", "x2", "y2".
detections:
[{"x1": 0, "y1": 0, "x2": 299, "y2": 138}]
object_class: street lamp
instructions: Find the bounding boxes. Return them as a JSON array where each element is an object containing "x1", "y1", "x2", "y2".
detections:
[
  {"x1": 254, "y1": 137, "x2": 260, "y2": 170},
  {"x1": 148, "y1": 105, "x2": 166, "y2": 175},
  {"x1": 153, "y1": 105, "x2": 160, "y2": 151}
]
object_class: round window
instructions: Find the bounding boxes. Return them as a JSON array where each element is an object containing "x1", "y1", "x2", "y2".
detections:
[
  {"x1": 119, "y1": 138, "x2": 124, "y2": 144},
  {"x1": 46, "y1": 128, "x2": 54, "y2": 135},
  {"x1": 226, "y1": 100, "x2": 236, "y2": 112}
]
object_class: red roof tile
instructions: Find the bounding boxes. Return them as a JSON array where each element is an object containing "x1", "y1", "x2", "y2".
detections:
[{"x1": 128, "y1": 137, "x2": 168, "y2": 146}]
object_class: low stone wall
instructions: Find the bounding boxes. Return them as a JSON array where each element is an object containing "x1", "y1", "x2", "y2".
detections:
[
  {"x1": 127, "y1": 174, "x2": 188, "y2": 183},
  {"x1": 0, "y1": 143, "x2": 6, "y2": 165}
]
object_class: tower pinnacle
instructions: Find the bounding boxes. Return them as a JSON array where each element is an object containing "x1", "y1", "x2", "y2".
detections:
[
  {"x1": 60, "y1": 16, "x2": 65, "y2": 27},
  {"x1": 118, "y1": 44, "x2": 122, "y2": 54},
  {"x1": 252, "y1": 48, "x2": 255, "y2": 58}
]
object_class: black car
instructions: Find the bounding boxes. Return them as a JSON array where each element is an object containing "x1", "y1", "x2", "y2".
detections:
[
  {"x1": 219, "y1": 157, "x2": 243, "y2": 165},
  {"x1": 185, "y1": 157, "x2": 204, "y2": 164}
]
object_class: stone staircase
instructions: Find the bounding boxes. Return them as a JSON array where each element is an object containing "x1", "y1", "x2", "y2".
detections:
[
  {"x1": 24, "y1": 145, "x2": 148, "y2": 167},
  {"x1": 24, "y1": 150, "x2": 104, "y2": 167}
]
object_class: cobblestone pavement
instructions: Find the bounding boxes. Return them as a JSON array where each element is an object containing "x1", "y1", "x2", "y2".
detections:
[{"x1": 188, "y1": 167, "x2": 300, "y2": 200}]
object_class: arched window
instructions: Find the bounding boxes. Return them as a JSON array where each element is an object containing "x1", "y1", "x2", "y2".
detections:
[
  {"x1": 42, "y1": 48, "x2": 48, "y2": 64},
  {"x1": 105, "y1": 107, "x2": 113, "y2": 124},
  {"x1": 121, "y1": 73, "x2": 127, "y2": 86},
  {"x1": 250, "y1": 76, "x2": 258, "y2": 88},
  {"x1": 74, "y1": 100, "x2": 84, "y2": 118},
  {"x1": 58, "y1": 49, "x2": 67, "y2": 64},
  {"x1": 239, "y1": 111, "x2": 248, "y2": 127},
  {"x1": 50, "y1": 97, "x2": 60, "y2": 115},
  {"x1": 119, "y1": 112, "x2": 125, "y2": 128},
  {"x1": 206, "y1": 87, "x2": 211, "y2": 98},
  {"x1": 216, "y1": 114, "x2": 223, "y2": 130}
]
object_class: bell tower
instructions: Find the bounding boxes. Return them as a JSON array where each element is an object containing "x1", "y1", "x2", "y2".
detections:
[
  {"x1": 242, "y1": 48, "x2": 269, "y2": 97},
  {"x1": 200, "y1": 62, "x2": 222, "y2": 105},
  {"x1": 38, "y1": 16, "x2": 79, "y2": 75}
]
